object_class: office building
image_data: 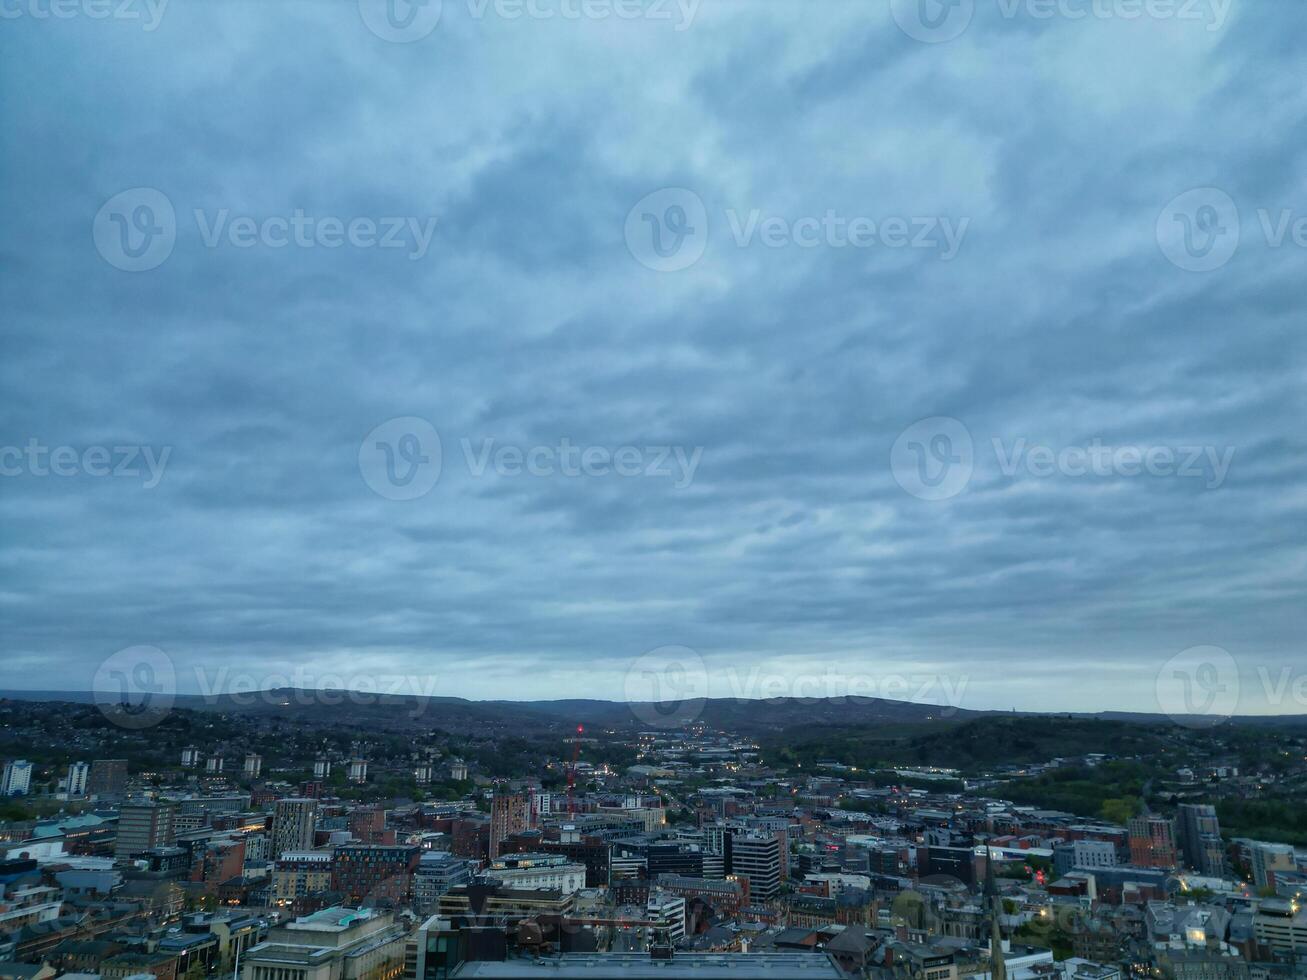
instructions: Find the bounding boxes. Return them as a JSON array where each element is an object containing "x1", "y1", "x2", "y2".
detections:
[
  {"x1": 115, "y1": 803, "x2": 176, "y2": 859},
  {"x1": 413, "y1": 852, "x2": 476, "y2": 914},
  {"x1": 87, "y1": 759, "x2": 128, "y2": 798},
  {"x1": 272, "y1": 798, "x2": 320, "y2": 859},
  {"x1": 731, "y1": 833, "x2": 782, "y2": 901},
  {"x1": 1, "y1": 760, "x2": 33, "y2": 796}
]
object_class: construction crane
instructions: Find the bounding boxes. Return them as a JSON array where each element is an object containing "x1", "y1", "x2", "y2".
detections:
[{"x1": 567, "y1": 724, "x2": 583, "y2": 815}]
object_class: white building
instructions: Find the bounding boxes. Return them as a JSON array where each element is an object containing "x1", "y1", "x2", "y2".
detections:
[
  {"x1": 66, "y1": 761, "x2": 90, "y2": 797},
  {"x1": 647, "y1": 892, "x2": 687, "y2": 943},
  {"x1": 482, "y1": 855, "x2": 587, "y2": 895},
  {"x1": 1, "y1": 760, "x2": 33, "y2": 796}
]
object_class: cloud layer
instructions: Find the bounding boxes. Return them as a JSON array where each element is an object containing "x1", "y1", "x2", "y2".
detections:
[{"x1": 1, "y1": 0, "x2": 1304, "y2": 715}]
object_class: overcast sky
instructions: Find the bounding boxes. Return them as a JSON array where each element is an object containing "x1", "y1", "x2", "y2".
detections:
[{"x1": 1, "y1": 0, "x2": 1304, "y2": 717}]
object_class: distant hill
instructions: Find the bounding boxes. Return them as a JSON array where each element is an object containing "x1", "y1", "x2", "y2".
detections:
[
  {"x1": 3, "y1": 687, "x2": 1305, "y2": 737},
  {"x1": 0, "y1": 687, "x2": 983, "y2": 734}
]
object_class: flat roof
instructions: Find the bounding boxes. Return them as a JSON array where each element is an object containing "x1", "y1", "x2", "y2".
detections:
[{"x1": 453, "y1": 953, "x2": 843, "y2": 980}]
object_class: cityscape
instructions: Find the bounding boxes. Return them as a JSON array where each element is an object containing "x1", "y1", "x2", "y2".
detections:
[
  {"x1": 0, "y1": 689, "x2": 1305, "y2": 978},
  {"x1": 3, "y1": 0, "x2": 1305, "y2": 979}
]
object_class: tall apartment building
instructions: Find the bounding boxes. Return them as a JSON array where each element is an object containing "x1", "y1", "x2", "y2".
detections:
[
  {"x1": 243, "y1": 754, "x2": 262, "y2": 779},
  {"x1": 271, "y1": 798, "x2": 319, "y2": 859},
  {"x1": 1252, "y1": 842, "x2": 1297, "y2": 889},
  {"x1": 66, "y1": 761, "x2": 90, "y2": 798},
  {"x1": 1128, "y1": 815, "x2": 1178, "y2": 869},
  {"x1": 1177, "y1": 804, "x2": 1225, "y2": 876},
  {"x1": 730, "y1": 833, "x2": 782, "y2": 901},
  {"x1": 1, "y1": 760, "x2": 33, "y2": 796},
  {"x1": 115, "y1": 803, "x2": 176, "y2": 859},
  {"x1": 489, "y1": 792, "x2": 528, "y2": 860},
  {"x1": 87, "y1": 759, "x2": 128, "y2": 798}
]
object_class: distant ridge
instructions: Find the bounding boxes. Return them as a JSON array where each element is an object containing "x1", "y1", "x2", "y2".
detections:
[{"x1": 2, "y1": 688, "x2": 1304, "y2": 734}]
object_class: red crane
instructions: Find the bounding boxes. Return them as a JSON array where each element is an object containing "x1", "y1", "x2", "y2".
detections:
[{"x1": 567, "y1": 724, "x2": 583, "y2": 815}]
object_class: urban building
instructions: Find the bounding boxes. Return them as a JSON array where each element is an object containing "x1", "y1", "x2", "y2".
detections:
[
  {"x1": 1176, "y1": 804, "x2": 1224, "y2": 876},
  {"x1": 489, "y1": 793, "x2": 527, "y2": 861},
  {"x1": 1128, "y1": 815, "x2": 1178, "y2": 869},
  {"x1": 1, "y1": 760, "x2": 33, "y2": 796},
  {"x1": 414, "y1": 853, "x2": 476, "y2": 914},
  {"x1": 1251, "y1": 842, "x2": 1297, "y2": 890},
  {"x1": 730, "y1": 833, "x2": 782, "y2": 901},
  {"x1": 87, "y1": 759, "x2": 128, "y2": 798},
  {"x1": 272, "y1": 798, "x2": 320, "y2": 860},
  {"x1": 240, "y1": 906, "x2": 406, "y2": 980},
  {"x1": 272, "y1": 850, "x2": 335, "y2": 907},
  {"x1": 481, "y1": 854, "x2": 586, "y2": 895},
  {"x1": 115, "y1": 803, "x2": 177, "y2": 859},
  {"x1": 65, "y1": 761, "x2": 90, "y2": 798},
  {"x1": 331, "y1": 843, "x2": 420, "y2": 905}
]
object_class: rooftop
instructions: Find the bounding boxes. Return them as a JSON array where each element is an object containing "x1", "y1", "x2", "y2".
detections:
[{"x1": 452, "y1": 953, "x2": 843, "y2": 980}]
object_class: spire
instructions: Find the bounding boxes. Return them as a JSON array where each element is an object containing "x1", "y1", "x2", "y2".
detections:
[{"x1": 984, "y1": 846, "x2": 1005, "y2": 980}]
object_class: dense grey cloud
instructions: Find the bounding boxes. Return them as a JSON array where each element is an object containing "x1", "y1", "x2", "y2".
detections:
[{"x1": 1, "y1": 0, "x2": 1304, "y2": 716}]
